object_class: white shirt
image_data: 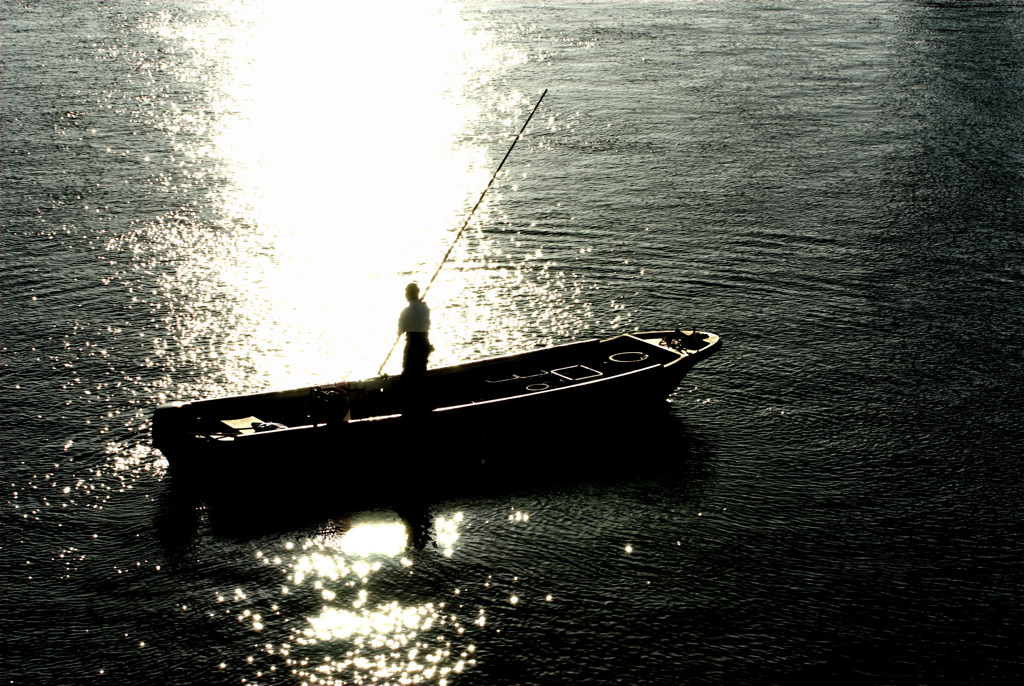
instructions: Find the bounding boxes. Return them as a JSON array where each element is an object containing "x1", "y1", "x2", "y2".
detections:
[{"x1": 398, "y1": 299, "x2": 430, "y2": 334}]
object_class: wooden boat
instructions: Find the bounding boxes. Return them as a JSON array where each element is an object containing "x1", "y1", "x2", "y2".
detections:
[{"x1": 152, "y1": 329, "x2": 720, "y2": 482}]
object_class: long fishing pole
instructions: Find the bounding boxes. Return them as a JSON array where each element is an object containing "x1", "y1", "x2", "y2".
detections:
[{"x1": 377, "y1": 89, "x2": 548, "y2": 376}]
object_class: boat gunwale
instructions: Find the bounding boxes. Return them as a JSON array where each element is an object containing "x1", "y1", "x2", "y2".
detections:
[
  {"x1": 186, "y1": 360, "x2": 681, "y2": 441},
  {"x1": 172, "y1": 331, "x2": 709, "y2": 406},
  {"x1": 154, "y1": 330, "x2": 720, "y2": 446}
]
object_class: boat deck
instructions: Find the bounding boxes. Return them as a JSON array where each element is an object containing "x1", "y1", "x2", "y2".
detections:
[
  {"x1": 155, "y1": 331, "x2": 716, "y2": 444},
  {"x1": 426, "y1": 334, "x2": 682, "y2": 409}
]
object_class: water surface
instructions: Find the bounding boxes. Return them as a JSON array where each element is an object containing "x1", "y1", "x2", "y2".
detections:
[{"x1": 3, "y1": 1, "x2": 1023, "y2": 684}]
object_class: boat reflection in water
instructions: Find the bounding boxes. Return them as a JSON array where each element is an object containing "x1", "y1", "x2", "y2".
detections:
[{"x1": 152, "y1": 329, "x2": 720, "y2": 501}]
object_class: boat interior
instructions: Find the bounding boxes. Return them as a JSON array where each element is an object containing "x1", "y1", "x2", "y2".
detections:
[{"x1": 177, "y1": 330, "x2": 717, "y2": 438}]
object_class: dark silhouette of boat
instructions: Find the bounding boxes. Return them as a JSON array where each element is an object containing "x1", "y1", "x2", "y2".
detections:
[{"x1": 152, "y1": 329, "x2": 720, "y2": 485}]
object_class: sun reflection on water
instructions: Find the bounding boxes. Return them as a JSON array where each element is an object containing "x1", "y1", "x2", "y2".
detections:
[
  {"x1": 133, "y1": 0, "x2": 546, "y2": 398},
  {"x1": 132, "y1": 0, "x2": 575, "y2": 665},
  {"x1": 435, "y1": 512, "x2": 464, "y2": 558},
  {"x1": 301, "y1": 601, "x2": 473, "y2": 686},
  {"x1": 231, "y1": 512, "x2": 476, "y2": 686}
]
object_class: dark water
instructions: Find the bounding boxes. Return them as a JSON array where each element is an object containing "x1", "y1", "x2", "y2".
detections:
[{"x1": 3, "y1": 1, "x2": 1023, "y2": 684}]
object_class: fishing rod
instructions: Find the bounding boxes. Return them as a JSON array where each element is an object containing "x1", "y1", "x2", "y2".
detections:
[{"x1": 377, "y1": 89, "x2": 548, "y2": 376}]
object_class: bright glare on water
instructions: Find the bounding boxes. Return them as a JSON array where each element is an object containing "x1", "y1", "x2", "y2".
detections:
[
  {"x1": 238, "y1": 512, "x2": 473, "y2": 685},
  {"x1": 130, "y1": 0, "x2": 553, "y2": 395}
]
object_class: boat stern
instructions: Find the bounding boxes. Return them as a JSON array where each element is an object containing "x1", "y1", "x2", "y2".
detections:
[{"x1": 152, "y1": 400, "x2": 194, "y2": 458}]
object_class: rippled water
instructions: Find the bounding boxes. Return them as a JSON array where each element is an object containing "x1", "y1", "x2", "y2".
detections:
[{"x1": 3, "y1": 1, "x2": 1023, "y2": 684}]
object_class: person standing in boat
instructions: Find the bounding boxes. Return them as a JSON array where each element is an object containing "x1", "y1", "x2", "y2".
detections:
[{"x1": 398, "y1": 282, "x2": 433, "y2": 383}]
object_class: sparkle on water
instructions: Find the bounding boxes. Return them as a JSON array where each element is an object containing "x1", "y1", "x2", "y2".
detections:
[
  {"x1": 127, "y1": 0, "x2": 563, "y2": 404},
  {"x1": 86, "y1": 4, "x2": 550, "y2": 682},
  {"x1": 222, "y1": 512, "x2": 476, "y2": 685}
]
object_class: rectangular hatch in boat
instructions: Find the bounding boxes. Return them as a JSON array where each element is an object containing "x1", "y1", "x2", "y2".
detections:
[{"x1": 552, "y1": 365, "x2": 602, "y2": 381}]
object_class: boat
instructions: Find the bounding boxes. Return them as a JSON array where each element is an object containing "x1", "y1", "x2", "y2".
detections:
[{"x1": 152, "y1": 329, "x2": 720, "y2": 483}]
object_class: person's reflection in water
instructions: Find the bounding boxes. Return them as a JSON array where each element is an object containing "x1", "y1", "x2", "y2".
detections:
[
  {"x1": 396, "y1": 504, "x2": 434, "y2": 551},
  {"x1": 397, "y1": 282, "x2": 433, "y2": 415}
]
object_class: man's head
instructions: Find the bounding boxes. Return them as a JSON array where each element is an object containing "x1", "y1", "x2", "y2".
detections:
[{"x1": 405, "y1": 283, "x2": 420, "y2": 302}]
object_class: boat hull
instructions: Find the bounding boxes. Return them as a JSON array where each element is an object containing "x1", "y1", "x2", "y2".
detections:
[{"x1": 152, "y1": 330, "x2": 721, "y2": 490}]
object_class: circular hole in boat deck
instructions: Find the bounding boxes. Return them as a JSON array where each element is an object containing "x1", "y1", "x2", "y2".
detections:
[{"x1": 608, "y1": 351, "x2": 649, "y2": 363}]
